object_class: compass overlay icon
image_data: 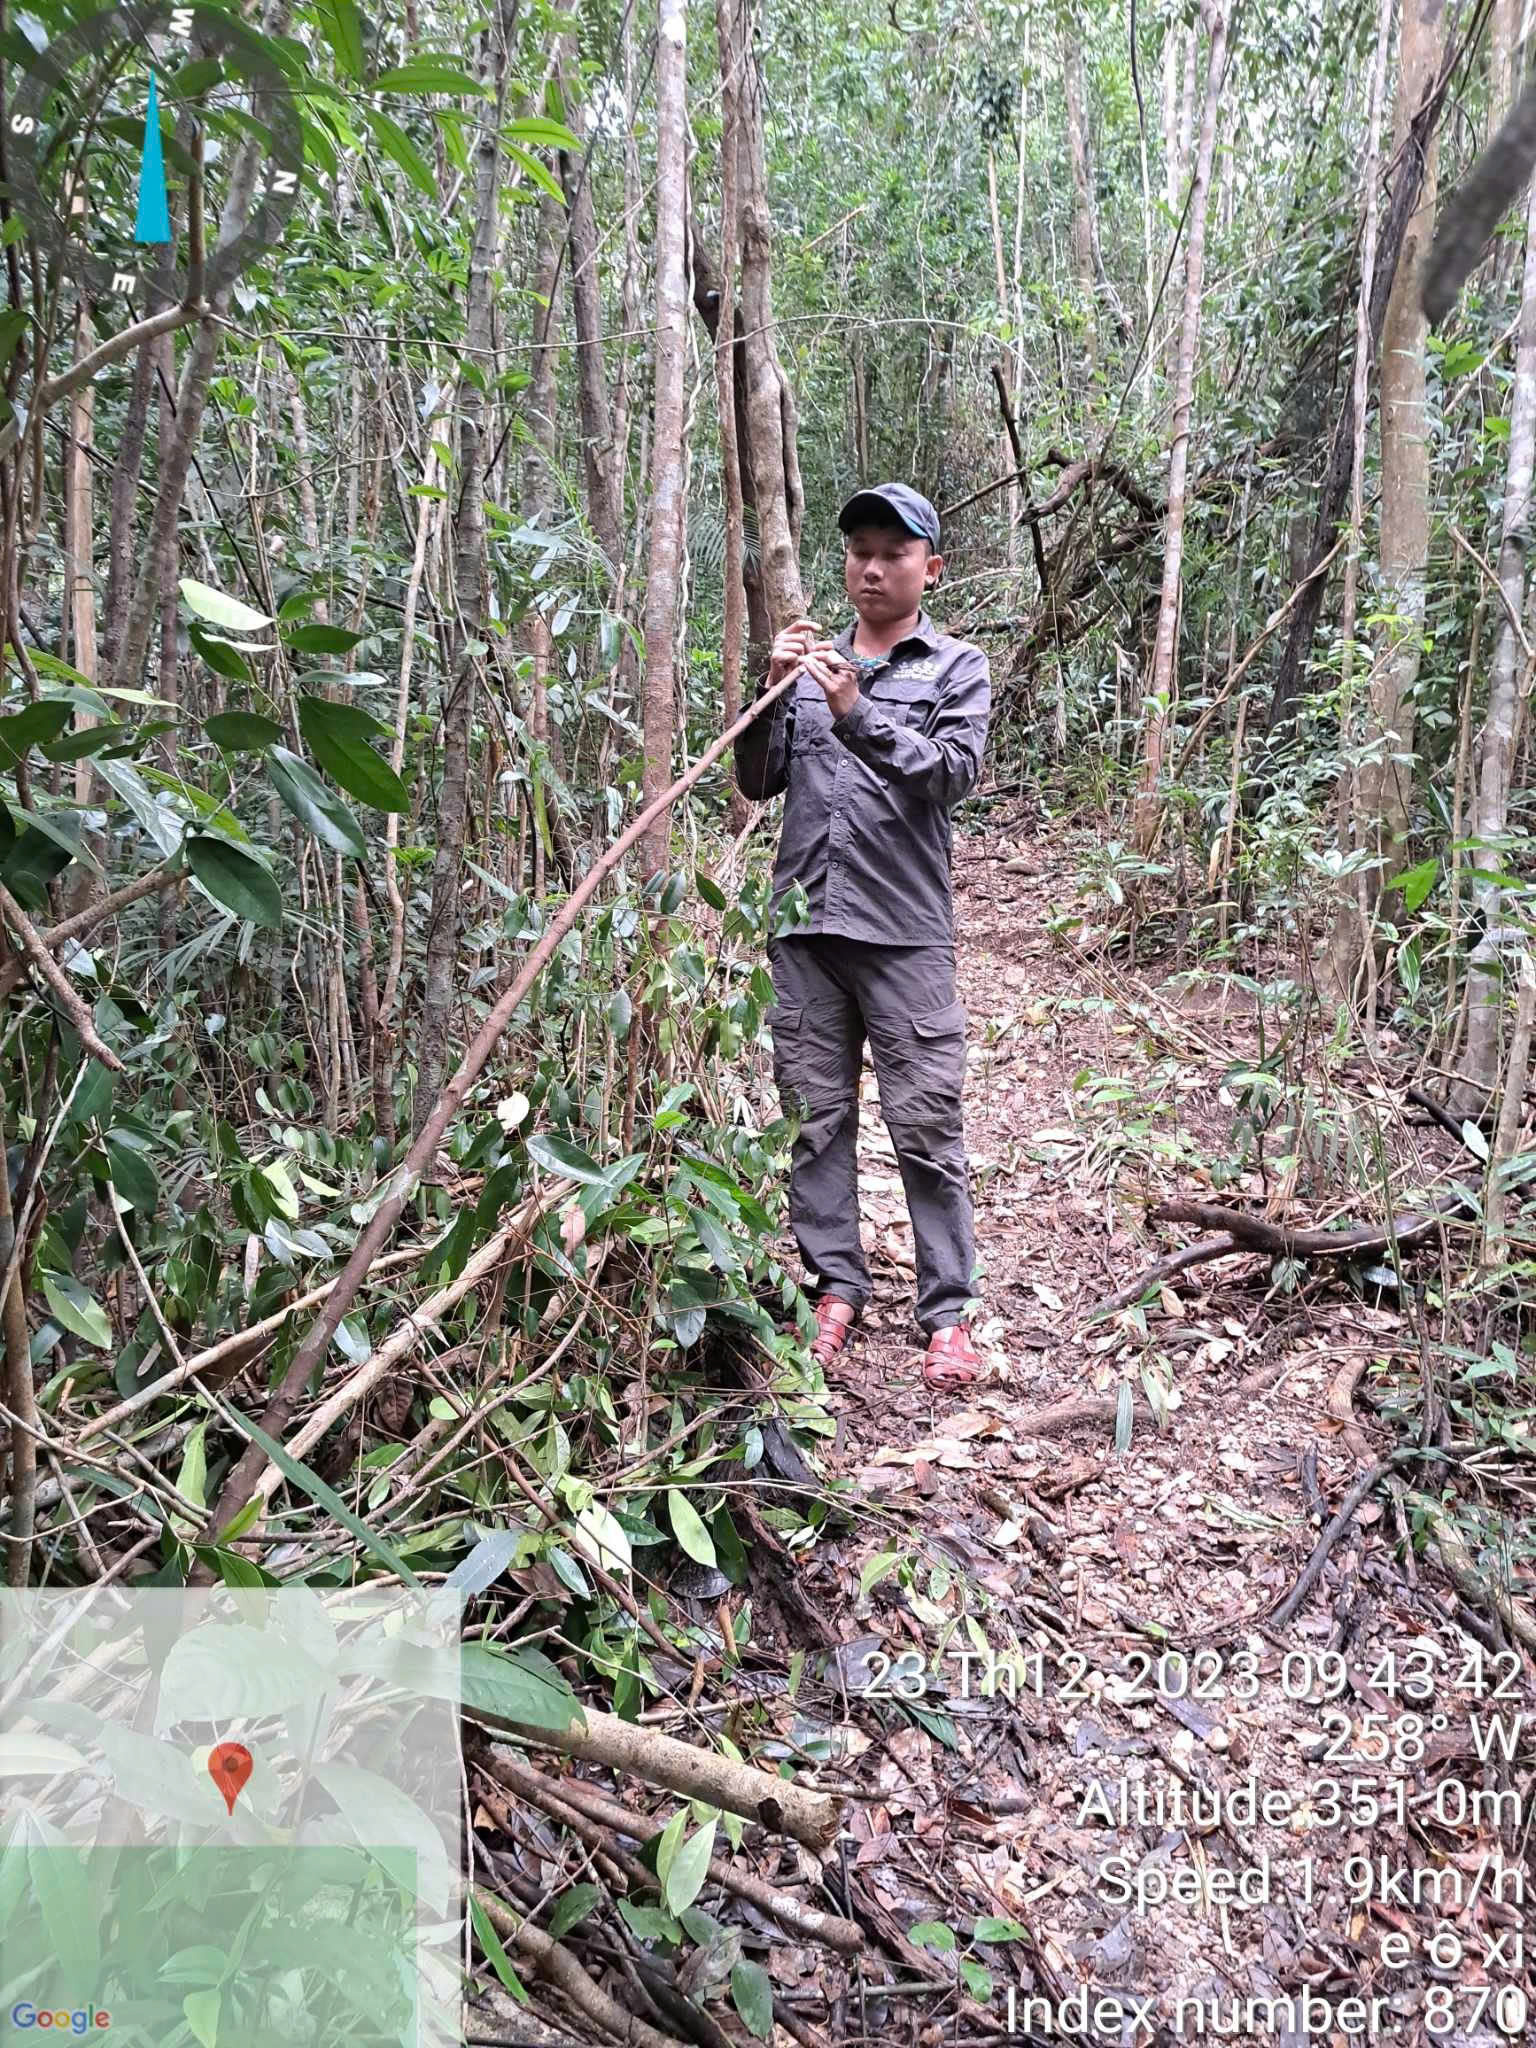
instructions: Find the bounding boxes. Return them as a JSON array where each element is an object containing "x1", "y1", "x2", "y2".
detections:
[{"x1": 4, "y1": 0, "x2": 305, "y2": 309}]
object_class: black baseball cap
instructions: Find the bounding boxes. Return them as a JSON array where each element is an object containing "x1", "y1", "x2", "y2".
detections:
[{"x1": 838, "y1": 482, "x2": 940, "y2": 550}]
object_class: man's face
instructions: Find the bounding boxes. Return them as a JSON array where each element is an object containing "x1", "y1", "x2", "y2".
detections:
[{"x1": 843, "y1": 522, "x2": 940, "y2": 622}]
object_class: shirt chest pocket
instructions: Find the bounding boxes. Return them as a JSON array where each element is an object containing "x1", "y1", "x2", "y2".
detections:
[
  {"x1": 868, "y1": 669, "x2": 939, "y2": 730},
  {"x1": 791, "y1": 674, "x2": 835, "y2": 751}
]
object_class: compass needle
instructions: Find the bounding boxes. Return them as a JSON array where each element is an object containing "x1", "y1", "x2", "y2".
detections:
[{"x1": 132, "y1": 69, "x2": 171, "y2": 244}]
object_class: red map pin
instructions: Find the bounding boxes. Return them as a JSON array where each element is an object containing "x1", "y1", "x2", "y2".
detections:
[{"x1": 207, "y1": 1741, "x2": 253, "y2": 1815}]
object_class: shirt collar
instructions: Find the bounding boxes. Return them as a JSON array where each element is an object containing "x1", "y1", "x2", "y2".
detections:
[{"x1": 834, "y1": 608, "x2": 940, "y2": 658}]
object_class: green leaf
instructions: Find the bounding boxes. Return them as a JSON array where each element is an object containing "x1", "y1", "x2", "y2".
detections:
[
  {"x1": 1396, "y1": 856, "x2": 1439, "y2": 914},
  {"x1": 312, "y1": 0, "x2": 364, "y2": 78},
  {"x1": 959, "y1": 1958, "x2": 993, "y2": 2002},
  {"x1": 0, "y1": 701, "x2": 71, "y2": 768},
  {"x1": 909, "y1": 1921, "x2": 956, "y2": 1954},
  {"x1": 525, "y1": 1131, "x2": 605, "y2": 1183},
  {"x1": 206, "y1": 711, "x2": 282, "y2": 752},
  {"x1": 156, "y1": 1623, "x2": 332, "y2": 1727},
  {"x1": 505, "y1": 116, "x2": 581, "y2": 150},
  {"x1": 505, "y1": 141, "x2": 564, "y2": 203},
  {"x1": 283, "y1": 622, "x2": 368, "y2": 654},
  {"x1": 364, "y1": 107, "x2": 439, "y2": 198},
  {"x1": 547, "y1": 1883, "x2": 601, "y2": 1938},
  {"x1": 667, "y1": 1490, "x2": 717, "y2": 1567},
  {"x1": 180, "y1": 578, "x2": 272, "y2": 633},
  {"x1": 458, "y1": 1643, "x2": 583, "y2": 1732},
  {"x1": 0, "y1": 1732, "x2": 88, "y2": 1775},
  {"x1": 697, "y1": 874, "x2": 728, "y2": 911},
  {"x1": 730, "y1": 1958, "x2": 774, "y2": 2041},
  {"x1": 298, "y1": 695, "x2": 410, "y2": 810},
  {"x1": 42, "y1": 720, "x2": 131, "y2": 762},
  {"x1": 104, "y1": 1133, "x2": 159, "y2": 1211},
  {"x1": 373, "y1": 57, "x2": 486, "y2": 93},
  {"x1": 617, "y1": 1900, "x2": 682, "y2": 1943},
  {"x1": 858, "y1": 1550, "x2": 901, "y2": 1599},
  {"x1": 654, "y1": 1808, "x2": 687, "y2": 1894},
  {"x1": 662, "y1": 1817, "x2": 715, "y2": 1916},
  {"x1": 29, "y1": 1838, "x2": 99, "y2": 1984},
  {"x1": 1114, "y1": 1378, "x2": 1135, "y2": 1453},
  {"x1": 267, "y1": 746, "x2": 365, "y2": 856},
  {"x1": 471, "y1": 1894, "x2": 529, "y2": 2004},
  {"x1": 972, "y1": 1916, "x2": 1027, "y2": 1942},
  {"x1": 187, "y1": 835, "x2": 283, "y2": 929},
  {"x1": 187, "y1": 621, "x2": 256, "y2": 680},
  {"x1": 1461, "y1": 1119, "x2": 1491, "y2": 1162},
  {"x1": 40, "y1": 1272, "x2": 111, "y2": 1349},
  {"x1": 214, "y1": 1401, "x2": 423, "y2": 1587}
]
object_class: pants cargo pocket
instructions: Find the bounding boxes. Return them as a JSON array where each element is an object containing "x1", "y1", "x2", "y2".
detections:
[
  {"x1": 766, "y1": 1002, "x2": 805, "y2": 1115},
  {"x1": 877, "y1": 999, "x2": 967, "y2": 1131}
]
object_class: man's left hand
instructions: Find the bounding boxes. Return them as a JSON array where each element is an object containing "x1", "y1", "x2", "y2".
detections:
[{"x1": 800, "y1": 642, "x2": 859, "y2": 719}]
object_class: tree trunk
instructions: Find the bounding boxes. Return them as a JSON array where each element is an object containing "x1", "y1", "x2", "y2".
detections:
[
  {"x1": 561, "y1": 118, "x2": 623, "y2": 576},
  {"x1": 1326, "y1": 0, "x2": 1445, "y2": 1002},
  {"x1": 1132, "y1": 2, "x2": 1229, "y2": 854},
  {"x1": 413, "y1": 0, "x2": 513, "y2": 1131},
  {"x1": 523, "y1": 185, "x2": 562, "y2": 896},
  {"x1": 715, "y1": 0, "x2": 749, "y2": 830},
  {"x1": 1063, "y1": 34, "x2": 1099, "y2": 371},
  {"x1": 110, "y1": 0, "x2": 294, "y2": 693},
  {"x1": 639, "y1": 0, "x2": 691, "y2": 883},
  {"x1": 1460, "y1": 173, "x2": 1536, "y2": 1108},
  {"x1": 736, "y1": 23, "x2": 806, "y2": 634}
]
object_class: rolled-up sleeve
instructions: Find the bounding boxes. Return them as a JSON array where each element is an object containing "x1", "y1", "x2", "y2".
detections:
[{"x1": 828, "y1": 646, "x2": 990, "y2": 808}]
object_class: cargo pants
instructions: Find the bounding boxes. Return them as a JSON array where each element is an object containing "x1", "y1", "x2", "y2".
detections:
[{"x1": 766, "y1": 934, "x2": 977, "y2": 1333}]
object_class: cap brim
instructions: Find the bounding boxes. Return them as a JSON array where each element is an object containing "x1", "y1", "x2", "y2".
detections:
[{"x1": 838, "y1": 490, "x2": 930, "y2": 540}]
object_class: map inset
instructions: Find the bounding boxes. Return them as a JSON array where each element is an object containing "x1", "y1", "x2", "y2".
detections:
[{"x1": 0, "y1": 1588, "x2": 463, "y2": 2048}]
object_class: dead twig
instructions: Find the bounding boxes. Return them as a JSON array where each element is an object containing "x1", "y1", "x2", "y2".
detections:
[{"x1": 0, "y1": 885, "x2": 125, "y2": 1072}]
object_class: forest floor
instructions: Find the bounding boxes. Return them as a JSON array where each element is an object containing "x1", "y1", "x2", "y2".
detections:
[{"x1": 717, "y1": 811, "x2": 1535, "y2": 2048}]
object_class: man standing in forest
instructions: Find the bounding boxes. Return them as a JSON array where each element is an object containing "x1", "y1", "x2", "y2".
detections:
[{"x1": 734, "y1": 484, "x2": 991, "y2": 1394}]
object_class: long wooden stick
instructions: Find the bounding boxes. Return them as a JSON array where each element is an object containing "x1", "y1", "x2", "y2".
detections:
[
  {"x1": 189, "y1": 674, "x2": 798, "y2": 1570},
  {"x1": 479, "y1": 1715, "x2": 842, "y2": 1849}
]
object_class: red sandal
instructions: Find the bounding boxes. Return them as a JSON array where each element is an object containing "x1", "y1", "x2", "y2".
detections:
[
  {"x1": 923, "y1": 1322, "x2": 982, "y2": 1392},
  {"x1": 810, "y1": 1296, "x2": 860, "y2": 1371}
]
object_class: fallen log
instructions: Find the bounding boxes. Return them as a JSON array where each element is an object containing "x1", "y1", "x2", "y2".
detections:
[
  {"x1": 484, "y1": 1746, "x2": 862, "y2": 1953},
  {"x1": 472, "y1": 1888, "x2": 690, "y2": 2048},
  {"x1": 468, "y1": 1710, "x2": 843, "y2": 1851},
  {"x1": 1149, "y1": 1194, "x2": 1466, "y2": 1261}
]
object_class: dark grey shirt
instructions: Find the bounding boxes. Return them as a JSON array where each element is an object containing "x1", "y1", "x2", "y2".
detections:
[{"x1": 733, "y1": 610, "x2": 991, "y2": 948}]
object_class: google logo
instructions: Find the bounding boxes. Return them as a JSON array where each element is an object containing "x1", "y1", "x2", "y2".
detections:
[{"x1": 9, "y1": 2007, "x2": 110, "y2": 2033}]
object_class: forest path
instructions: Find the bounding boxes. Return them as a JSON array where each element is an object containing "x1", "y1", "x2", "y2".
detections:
[{"x1": 781, "y1": 813, "x2": 1527, "y2": 2044}]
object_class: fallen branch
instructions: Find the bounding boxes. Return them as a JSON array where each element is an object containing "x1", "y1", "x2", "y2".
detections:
[
  {"x1": 0, "y1": 862, "x2": 183, "y2": 1004},
  {"x1": 251, "y1": 1184, "x2": 566, "y2": 1508},
  {"x1": 1087, "y1": 1233, "x2": 1240, "y2": 1318},
  {"x1": 0, "y1": 885, "x2": 125, "y2": 1072},
  {"x1": 190, "y1": 671, "x2": 801, "y2": 1576},
  {"x1": 478, "y1": 1715, "x2": 842, "y2": 1851},
  {"x1": 1271, "y1": 1459, "x2": 1393, "y2": 1629},
  {"x1": 471, "y1": 1889, "x2": 690, "y2": 2048},
  {"x1": 1150, "y1": 1195, "x2": 1466, "y2": 1261},
  {"x1": 486, "y1": 1748, "x2": 862, "y2": 1953},
  {"x1": 1409, "y1": 1490, "x2": 1536, "y2": 1651}
]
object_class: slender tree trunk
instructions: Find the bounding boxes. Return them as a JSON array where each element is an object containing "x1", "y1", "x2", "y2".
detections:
[
  {"x1": 414, "y1": 0, "x2": 512, "y2": 1130},
  {"x1": 1063, "y1": 34, "x2": 1099, "y2": 372},
  {"x1": 1327, "y1": 0, "x2": 1446, "y2": 1002},
  {"x1": 523, "y1": 180, "x2": 562, "y2": 826},
  {"x1": 1461, "y1": 175, "x2": 1536, "y2": 1107},
  {"x1": 715, "y1": 0, "x2": 749, "y2": 830},
  {"x1": 639, "y1": 0, "x2": 691, "y2": 882},
  {"x1": 736, "y1": 23, "x2": 806, "y2": 633},
  {"x1": 1133, "y1": 2, "x2": 1229, "y2": 854},
  {"x1": 561, "y1": 123, "x2": 623, "y2": 577}
]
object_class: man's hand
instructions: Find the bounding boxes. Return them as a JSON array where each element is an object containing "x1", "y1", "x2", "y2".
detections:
[{"x1": 768, "y1": 618, "x2": 858, "y2": 718}]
